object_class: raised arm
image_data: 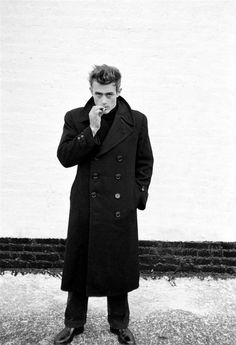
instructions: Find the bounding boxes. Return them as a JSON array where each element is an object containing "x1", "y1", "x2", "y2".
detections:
[{"x1": 57, "y1": 111, "x2": 98, "y2": 168}]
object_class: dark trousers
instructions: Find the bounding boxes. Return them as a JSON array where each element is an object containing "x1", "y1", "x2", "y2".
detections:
[{"x1": 65, "y1": 292, "x2": 130, "y2": 329}]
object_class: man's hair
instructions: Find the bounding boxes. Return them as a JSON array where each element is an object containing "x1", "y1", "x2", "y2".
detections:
[{"x1": 89, "y1": 64, "x2": 121, "y2": 91}]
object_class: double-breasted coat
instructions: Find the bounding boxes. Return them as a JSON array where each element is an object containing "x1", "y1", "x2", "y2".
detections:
[{"x1": 57, "y1": 96, "x2": 153, "y2": 296}]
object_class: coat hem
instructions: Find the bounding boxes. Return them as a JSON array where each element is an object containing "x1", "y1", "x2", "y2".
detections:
[{"x1": 61, "y1": 284, "x2": 139, "y2": 297}]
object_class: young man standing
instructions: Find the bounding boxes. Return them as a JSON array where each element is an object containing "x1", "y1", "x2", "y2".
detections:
[{"x1": 54, "y1": 65, "x2": 153, "y2": 345}]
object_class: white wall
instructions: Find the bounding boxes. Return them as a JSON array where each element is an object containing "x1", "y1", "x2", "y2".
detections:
[{"x1": 1, "y1": 0, "x2": 236, "y2": 241}]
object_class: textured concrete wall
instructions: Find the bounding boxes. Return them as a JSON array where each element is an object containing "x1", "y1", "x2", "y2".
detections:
[{"x1": 1, "y1": 1, "x2": 236, "y2": 241}]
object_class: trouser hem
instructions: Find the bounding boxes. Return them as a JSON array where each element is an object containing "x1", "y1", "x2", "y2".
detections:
[
  {"x1": 108, "y1": 321, "x2": 129, "y2": 329},
  {"x1": 64, "y1": 320, "x2": 86, "y2": 328}
]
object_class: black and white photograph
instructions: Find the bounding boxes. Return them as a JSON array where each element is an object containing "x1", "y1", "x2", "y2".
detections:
[{"x1": 0, "y1": 1, "x2": 236, "y2": 344}]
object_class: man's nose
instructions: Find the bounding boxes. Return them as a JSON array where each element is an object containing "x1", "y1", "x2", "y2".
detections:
[{"x1": 101, "y1": 96, "x2": 107, "y2": 104}]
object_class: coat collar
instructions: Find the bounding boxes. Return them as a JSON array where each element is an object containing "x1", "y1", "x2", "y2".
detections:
[
  {"x1": 79, "y1": 96, "x2": 134, "y2": 125},
  {"x1": 80, "y1": 96, "x2": 135, "y2": 157}
]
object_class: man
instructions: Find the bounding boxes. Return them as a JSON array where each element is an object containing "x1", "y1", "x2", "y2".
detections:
[{"x1": 54, "y1": 65, "x2": 153, "y2": 345}]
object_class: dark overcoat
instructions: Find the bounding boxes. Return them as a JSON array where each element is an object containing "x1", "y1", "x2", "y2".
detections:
[{"x1": 57, "y1": 96, "x2": 153, "y2": 296}]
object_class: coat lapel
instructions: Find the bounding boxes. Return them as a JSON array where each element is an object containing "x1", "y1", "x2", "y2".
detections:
[
  {"x1": 97, "y1": 97, "x2": 134, "y2": 157},
  {"x1": 79, "y1": 96, "x2": 135, "y2": 157}
]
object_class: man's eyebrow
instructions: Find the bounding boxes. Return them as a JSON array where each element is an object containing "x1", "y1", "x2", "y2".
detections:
[{"x1": 94, "y1": 91, "x2": 115, "y2": 95}]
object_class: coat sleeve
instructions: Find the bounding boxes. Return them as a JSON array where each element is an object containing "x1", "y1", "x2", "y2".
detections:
[
  {"x1": 135, "y1": 114, "x2": 154, "y2": 210},
  {"x1": 57, "y1": 111, "x2": 99, "y2": 168}
]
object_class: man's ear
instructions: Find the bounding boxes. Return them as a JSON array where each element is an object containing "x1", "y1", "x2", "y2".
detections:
[
  {"x1": 117, "y1": 88, "x2": 122, "y2": 96},
  {"x1": 89, "y1": 86, "x2": 93, "y2": 95}
]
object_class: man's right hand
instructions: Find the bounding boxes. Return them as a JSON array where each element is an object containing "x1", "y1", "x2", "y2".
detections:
[{"x1": 89, "y1": 106, "x2": 104, "y2": 136}]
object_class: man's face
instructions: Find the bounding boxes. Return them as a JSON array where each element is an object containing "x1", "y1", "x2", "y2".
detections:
[{"x1": 90, "y1": 81, "x2": 121, "y2": 114}]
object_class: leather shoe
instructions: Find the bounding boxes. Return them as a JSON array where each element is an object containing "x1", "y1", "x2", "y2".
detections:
[
  {"x1": 54, "y1": 326, "x2": 84, "y2": 344},
  {"x1": 110, "y1": 327, "x2": 136, "y2": 345}
]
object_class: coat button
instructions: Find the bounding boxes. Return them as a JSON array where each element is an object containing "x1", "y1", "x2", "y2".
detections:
[
  {"x1": 92, "y1": 173, "x2": 99, "y2": 180},
  {"x1": 77, "y1": 133, "x2": 84, "y2": 142},
  {"x1": 141, "y1": 186, "x2": 145, "y2": 192},
  {"x1": 115, "y1": 173, "x2": 121, "y2": 180},
  {"x1": 115, "y1": 193, "x2": 121, "y2": 199},
  {"x1": 91, "y1": 192, "x2": 97, "y2": 198},
  {"x1": 116, "y1": 155, "x2": 123, "y2": 162},
  {"x1": 115, "y1": 211, "x2": 121, "y2": 218}
]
